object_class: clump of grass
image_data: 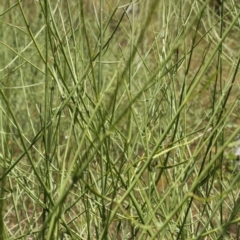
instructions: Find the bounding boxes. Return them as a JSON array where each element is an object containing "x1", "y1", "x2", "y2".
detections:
[{"x1": 1, "y1": 0, "x2": 240, "y2": 239}]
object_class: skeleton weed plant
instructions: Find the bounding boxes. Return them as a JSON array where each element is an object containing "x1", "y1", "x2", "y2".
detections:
[{"x1": 1, "y1": 0, "x2": 240, "y2": 239}]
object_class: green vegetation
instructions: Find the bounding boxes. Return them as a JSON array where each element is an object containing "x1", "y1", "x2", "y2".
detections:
[{"x1": 1, "y1": 0, "x2": 240, "y2": 239}]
